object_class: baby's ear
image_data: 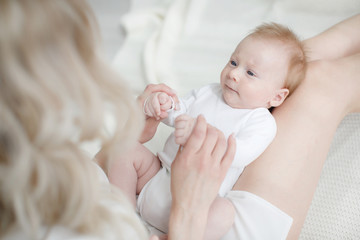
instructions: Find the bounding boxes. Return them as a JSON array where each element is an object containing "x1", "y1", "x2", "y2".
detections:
[{"x1": 269, "y1": 88, "x2": 289, "y2": 107}]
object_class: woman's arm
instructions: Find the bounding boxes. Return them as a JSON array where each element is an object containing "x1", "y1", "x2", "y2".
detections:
[
  {"x1": 303, "y1": 13, "x2": 360, "y2": 61},
  {"x1": 168, "y1": 115, "x2": 236, "y2": 240}
]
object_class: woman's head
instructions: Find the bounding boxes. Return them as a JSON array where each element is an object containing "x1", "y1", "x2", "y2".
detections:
[{"x1": 0, "y1": 0, "x2": 145, "y2": 238}]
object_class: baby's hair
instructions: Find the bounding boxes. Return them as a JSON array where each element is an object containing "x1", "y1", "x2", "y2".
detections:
[{"x1": 249, "y1": 22, "x2": 307, "y2": 96}]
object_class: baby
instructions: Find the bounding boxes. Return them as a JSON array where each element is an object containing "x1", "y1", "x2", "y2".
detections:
[{"x1": 107, "y1": 23, "x2": 306, "y2": 240}]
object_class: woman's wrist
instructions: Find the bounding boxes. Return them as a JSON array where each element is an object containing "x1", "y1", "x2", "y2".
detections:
[{"x1": 168, "y1": 202, "x2": 209, "y2": 240}]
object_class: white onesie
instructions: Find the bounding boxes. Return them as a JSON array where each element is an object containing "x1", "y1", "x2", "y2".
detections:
[{"x1": 137, "y1": 83, "x2": 277, "y2": 233}]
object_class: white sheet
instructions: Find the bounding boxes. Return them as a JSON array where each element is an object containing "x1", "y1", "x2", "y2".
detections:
[{"x1": 112, "y1": 0, "x2": 360, "y2": 238}]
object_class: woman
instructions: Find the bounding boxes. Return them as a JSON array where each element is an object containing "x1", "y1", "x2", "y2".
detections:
[{"x1": 0, "y1": 0, "x2": 235, "y2": 239}]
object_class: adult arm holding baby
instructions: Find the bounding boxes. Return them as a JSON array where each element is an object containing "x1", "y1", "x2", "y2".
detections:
[{"x1": 137, "y1": 84, "x2": 237, "y2": 240}]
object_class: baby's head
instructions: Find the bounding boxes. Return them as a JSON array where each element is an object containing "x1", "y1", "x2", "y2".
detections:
[{"x1": 220, "y1": 23, "x2": 306, "y2": 109}]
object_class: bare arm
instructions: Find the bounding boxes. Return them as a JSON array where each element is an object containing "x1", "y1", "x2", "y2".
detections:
[
  {"x1": 168, "y1": 115, "x2": 236, "y2": 240},
  {"x1": 303, "y1": 14, "x2": 360, "y2": 61}
]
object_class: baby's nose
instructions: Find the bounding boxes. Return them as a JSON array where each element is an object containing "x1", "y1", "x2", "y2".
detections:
[{"x1": 229, "y1": 70, "x2": 240, "y2": 82}]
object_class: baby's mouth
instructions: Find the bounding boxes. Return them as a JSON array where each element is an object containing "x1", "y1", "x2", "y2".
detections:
[{"x1": 225, "y1": 84, "x2": 238, "y2": 94}]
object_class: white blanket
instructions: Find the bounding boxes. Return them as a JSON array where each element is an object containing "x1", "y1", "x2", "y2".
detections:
[{"x1": 112, "y1": 0, "x2": 360, "y2": 238}]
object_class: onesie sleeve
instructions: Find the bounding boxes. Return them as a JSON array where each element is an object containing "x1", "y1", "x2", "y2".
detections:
[
  {"x1": 233, "y1": 108, "x2": 277, "y2": 167},
  {"x1": 161, "y1": 88, "x2": 198, "y2": 127}
]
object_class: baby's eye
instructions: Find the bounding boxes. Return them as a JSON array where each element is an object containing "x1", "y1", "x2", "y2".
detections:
[
  {"x1": 247, "y1": 70, "x2": 255, "y2": 77},
  {"x1": 230, "y1": 60, "x2": 237, "y2": 66}
]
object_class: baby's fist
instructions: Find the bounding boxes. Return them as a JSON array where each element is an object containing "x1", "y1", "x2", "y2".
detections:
[
  {"x1": 174, "y1": 114, "x2": 195, "y2": 145},
  {"x1": 144, "y1": 92, "x2": 173, "y2": 120}
]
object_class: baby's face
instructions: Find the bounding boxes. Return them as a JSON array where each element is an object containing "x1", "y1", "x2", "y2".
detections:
[{"x1": 220, "y1": 36, "x2": 289, "y2": 109}]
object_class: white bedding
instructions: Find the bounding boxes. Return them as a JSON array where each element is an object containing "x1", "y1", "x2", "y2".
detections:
[{"x1": 112, "y1": 0, "x2": 360, "y2": 238}]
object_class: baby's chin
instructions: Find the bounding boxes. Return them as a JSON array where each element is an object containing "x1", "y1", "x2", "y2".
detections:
[
  {"x1": 222, "y1": 93, "x2": 266, "y2": 109},
  {"x1": 222, "y1": 93, "x2": 242, "y2": 109}
]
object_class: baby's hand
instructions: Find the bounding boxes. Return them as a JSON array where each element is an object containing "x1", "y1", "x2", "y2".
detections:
[
  {"x1": 174, "y1": 114, "x2": 196, "y2": 145},
  {"x1": 144, "y1": 92, "x2": 174, "y2": 120}
]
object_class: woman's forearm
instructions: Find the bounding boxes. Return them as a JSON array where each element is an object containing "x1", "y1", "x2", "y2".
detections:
[
  {"x1": 303, "y1": 13, "x2": 360, "y2": 61},
  {"x1": 168, "y1": 116, "x2": 236, "y2": 240}
]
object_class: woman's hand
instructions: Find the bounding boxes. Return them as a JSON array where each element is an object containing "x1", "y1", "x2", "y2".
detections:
[
  {"x1": 168, "y1": 115, "x2": 236, "y2": 240},
  {"x1": 137, "y1": 84, "x2": 179, "y2": 144}
]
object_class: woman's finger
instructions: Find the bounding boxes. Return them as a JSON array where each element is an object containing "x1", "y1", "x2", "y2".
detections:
[
  {"x1": 220, "y1": 134, "x2": 236, "y2": 177},
  {"x1": 200, "y1": 124, "x2": 219, "y2": 156},
  {"x1": 210, "y1": 130, "x2": 227, "y2": 162},
  {"x1": 138, "y1": 83, "x2": 178, "y2": 106}
]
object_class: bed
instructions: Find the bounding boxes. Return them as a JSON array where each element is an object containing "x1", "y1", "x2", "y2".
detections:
[{"x1": 111, "y1": 0, "x2": 360, "y2": 238}]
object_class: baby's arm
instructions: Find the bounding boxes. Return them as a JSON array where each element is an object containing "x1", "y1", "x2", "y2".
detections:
[
  {"x1": 144, "y1": 92, "x2": 175, "y2": 120},
  {"x1": 174, "y1": 114, "x2": 196, "y2": 145}
]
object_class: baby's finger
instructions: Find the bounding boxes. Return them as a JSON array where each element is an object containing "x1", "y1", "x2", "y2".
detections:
[
  {"x1": 158, "y1": 111, "x2": 169, "y2": 119},
  {"x1": 182, "y1": 115, "x2": 207, "y2": 153},
  {"x1": 175, "y1": 120, "x2": 187, "y2": 129},
  {"x1": 150, "y1": 93, "x2": 161, "y2": 116},
  {"x1": 161, "y1": 101, "x2": 172, "y2": 110},
  {"x1": 175, "y1": 136, "x2": 186, "y2": 145},
  {"x1": 175, "y1": 114, "x2": 190, "y2": 122},
  {"x1": 144, "y1": 103, "x2": 154, "y2": 117},
  {"x1": 158, "y1": 92, "x2": 169, "y2": 105},
  {"x1": 146, "y1": 104, "x2": 157, "y2": 118},
  {"x1": 174, "y1": 128, "x2": 185, "y2": 138}
]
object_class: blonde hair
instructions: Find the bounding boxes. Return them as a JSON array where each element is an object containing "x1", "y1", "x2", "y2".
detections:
[
  {"x1": 0, "y1": 0, "x2": 147, "y2": 239},
  {"x1": 250, "y1": 22, "x2": 307, "y2": 96}
]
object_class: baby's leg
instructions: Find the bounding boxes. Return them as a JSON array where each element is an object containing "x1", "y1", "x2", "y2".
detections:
[
  {"x1": 97, "y1": 142, "x2": 161, "y2": 207},
  {"x1": 204, "y1": 196, "x2": 235, "y2": 240}
]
